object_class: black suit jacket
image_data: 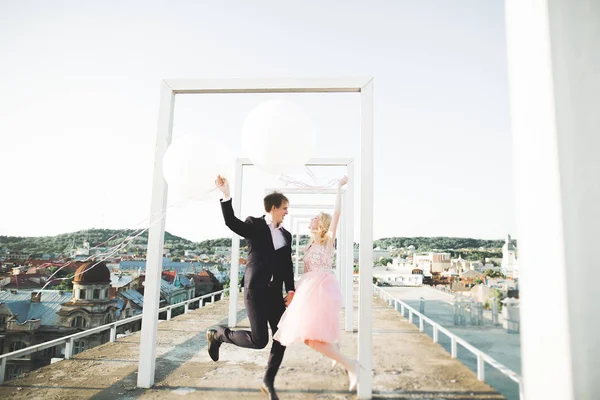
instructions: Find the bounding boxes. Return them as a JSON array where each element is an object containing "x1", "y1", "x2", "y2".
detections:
[{"x1": 220, "y1": 199, "x2": 295, "y2": 293}]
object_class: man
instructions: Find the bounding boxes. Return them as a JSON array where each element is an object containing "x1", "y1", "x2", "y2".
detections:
[{"x1": 207, "y1": 175, "x2": 295, "y2": 400}]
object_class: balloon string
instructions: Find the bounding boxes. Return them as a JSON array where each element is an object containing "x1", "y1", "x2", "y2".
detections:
[{"x1": 279, "y1": 175, "x2": 338, "y2": 192}]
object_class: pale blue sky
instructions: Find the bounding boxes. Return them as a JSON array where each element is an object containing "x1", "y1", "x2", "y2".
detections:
[{"x1": 0, "y1": 0, "x2": 515, "y2": 242}]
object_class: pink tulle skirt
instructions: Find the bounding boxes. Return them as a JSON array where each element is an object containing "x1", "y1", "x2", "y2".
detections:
[{"x1": 273, "y1": 271, "x2": 342, "y2": 346}]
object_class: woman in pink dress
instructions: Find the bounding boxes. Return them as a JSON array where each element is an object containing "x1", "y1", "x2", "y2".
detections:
[{"x1": 273, "y1": 176, "x2": 360, "y2": 391}]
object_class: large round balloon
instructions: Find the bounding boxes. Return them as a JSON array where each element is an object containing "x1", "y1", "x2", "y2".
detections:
[
  {"x1": 242, "y1": 100, "x2": 316, "y2": 175},
  {"x1": 162, "y1": 135, "x2": 233, "y2": 201}
]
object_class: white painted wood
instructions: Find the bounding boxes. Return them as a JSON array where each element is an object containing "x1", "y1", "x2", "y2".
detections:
[
  {"x1": 137, "y1": 82, "x2": 174, "y2": 388},
  {"x1": 357, "y1": 78, "x2": 374, "y2": 399},
  {"x1": 344, "y1": 161, "x2": 355, "y2": 332},
  {"x1": 506, "y1": 2, "x2": 600, "y2": 399},
  {"x1": 140, "y1": 79, "x2": 373, "y2": 397},
  {"x1": 228, "y1": 159, "x2": 244, "y2": 327},
  {"x1": 164, "y1": 78, "x2": 369, "y2": 94}
]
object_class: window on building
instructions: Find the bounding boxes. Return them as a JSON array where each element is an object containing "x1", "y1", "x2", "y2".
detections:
[
  {"x1": 104, "y1": 289, "x2": 109, "y2": 298},
  {"x1": 125, "y1": 309, "x2": 132, "y2": 318},
  {"x1": 70, "y1": 316, "x2": 88, "y2": 328},
  {"x1": 8, "y1": 366, "x2": 26, "y2": 380},
  {"x1": 0, "y1": 316, "x2": 6, "y2": 324},
  {"x1": 74, "y1": 340, "x2": 86, "y2": 355},
  {"x1": 42, "y1": 346, "x2": 56, "y2": 357},
  {"x1": 93, "y1": 289, "x2": 100, "y2": 299},
  {"x1": 10, "y1": 341, "x2": 27, "y2": 352},
  {"x1": 79, "y1": 289, "x2": 86, "y2": 299}
]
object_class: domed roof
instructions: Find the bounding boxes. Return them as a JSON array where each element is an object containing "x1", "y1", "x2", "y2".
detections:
[{"x1": 73, "y1": 260, "x2": 110, "y2": 284}]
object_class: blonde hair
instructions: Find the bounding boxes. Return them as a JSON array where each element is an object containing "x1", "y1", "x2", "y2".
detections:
[{"x1": 312, "y1": 212, "x2": 332, "y2": 245}]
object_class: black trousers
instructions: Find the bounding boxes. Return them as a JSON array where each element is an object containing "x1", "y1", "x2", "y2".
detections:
[{"x1": 217, "y1": 286, "x2": 286, "y2": 382}]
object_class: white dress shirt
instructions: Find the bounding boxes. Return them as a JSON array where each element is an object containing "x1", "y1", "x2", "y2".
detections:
[{"x1": 264, "y1": 213, "x2": 286, "y2": 250}]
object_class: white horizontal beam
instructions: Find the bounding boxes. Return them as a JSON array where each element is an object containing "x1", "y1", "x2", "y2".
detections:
[
  {"x1": 290, "y1": 214, "x2": 318, "y2": 219},
  {"x1": 164, "y1": 78, "x2": 372, "y2": 94},
  {"x1": 237, "y1": 158, "x2": 353, "y2": 167},
  {"x1": 265, "y1": 187, "x2": 346, "y2": 195},
  {"x1": 290, "y1": 204, "x2": 334, "y2": 210}
]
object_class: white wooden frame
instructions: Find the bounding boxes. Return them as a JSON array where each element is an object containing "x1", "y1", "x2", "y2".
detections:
[{"x1": 140, "y1": 78, "x2": 374, "y2": 399}]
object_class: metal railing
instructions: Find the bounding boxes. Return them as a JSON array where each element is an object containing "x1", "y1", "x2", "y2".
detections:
[
  {"x1": 0, "y1": 288, "x2": 230, "y2": 384},
  {"x1": 373, "y1": 285, "x2": 523, "y2": 400}
]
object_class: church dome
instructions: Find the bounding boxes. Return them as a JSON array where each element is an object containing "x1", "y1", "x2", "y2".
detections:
[{"x1": 73, "y1": 261, "x2": 111, "y2": 284}]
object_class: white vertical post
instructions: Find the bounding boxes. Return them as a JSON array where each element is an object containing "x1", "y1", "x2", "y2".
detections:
[
  {"x1": 228, "y1": 159, "x2": 244, "y2": 327},
  {"x1": 345, "y1": 162, "x2": 355, "y2": 332},
  {"x1": 477, "y1": 353, "x2": 485, "y2": 381},
  {"x1": 184, "y1": 303, "x2": 189, "y2": 313},
  {"x1": 138, "y1": 81, "x2": 174, "y2": 388},
  {"x1": 505, "y1": 2, "x2": 600, "y2": 400},
  {"x1": 110, "y1": 324, "x2": 117, "y2": 342},
  {"x1": 419, "y1": 316, "x2": 424, "y2": 332},
  {"x1": 0, "y1": 357, "x2": 6, "y2": 385},
  {"x1": 65, "y1": 338, "x2": 74, "y2": 360},
  {"x1": 295, "y1": 221, "x2": 300, "y2": 278},
  {"x1": 433, "y1": 326, "x2": 439, "y2": 343},
  {"x1": 357, "y1": 78, "x2": 374, "y2": 399},
  {"x1": 166, "y1": 308, "x2": 172, "y2": 321},
  {"x1": 451, "y1": 337, "x2": 457, "y2": 358},
  {"x1": 337, "y1": 213, "x2": 344, "y2": 300}
]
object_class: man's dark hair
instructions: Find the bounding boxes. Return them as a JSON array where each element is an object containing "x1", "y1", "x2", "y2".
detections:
[{"x1": 264, "y1": 192, "x2": 289, "y2": 213}]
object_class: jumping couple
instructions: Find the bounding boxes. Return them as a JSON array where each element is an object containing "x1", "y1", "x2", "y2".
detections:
[{"x1": 206, "y1": 174, "x2": 360, "y2": 399}]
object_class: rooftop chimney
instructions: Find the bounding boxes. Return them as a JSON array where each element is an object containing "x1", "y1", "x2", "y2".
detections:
[{"x1": 31, "y1": 292, "x2": 41, "y2": 303}]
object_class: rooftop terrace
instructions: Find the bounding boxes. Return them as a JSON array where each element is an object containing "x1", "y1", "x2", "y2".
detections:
[{"x1": 0, "y1": 292, "x2": 503, "y2": 399}]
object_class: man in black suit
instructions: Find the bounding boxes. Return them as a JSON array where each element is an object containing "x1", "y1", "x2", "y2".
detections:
[{"x1": 206, "y1": 175, "x2": 295, "y2": 400}]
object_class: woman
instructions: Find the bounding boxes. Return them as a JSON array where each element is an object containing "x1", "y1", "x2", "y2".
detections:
[{"x1": 273, "y1": 176, "x2": 360, "y2": 391}]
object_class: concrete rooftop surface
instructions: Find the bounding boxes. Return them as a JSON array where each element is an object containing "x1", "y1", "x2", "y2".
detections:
[{"x1": 0, "y1": 294, "x2": 504, "y2": 400}]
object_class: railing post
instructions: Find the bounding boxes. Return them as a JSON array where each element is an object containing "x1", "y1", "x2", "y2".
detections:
[
  {"x1": 184, "y1": 303, "x2": 189, "y2": 314},
  {"x1": 167, "y1": 308, "x2": 172, "y2": 321},
  {"x1": 199, "y1": 299, "x2": 204, "y2": 308},
  {"x1": 433, "y1": 326, "x2": 439, "y2": 343},
  {"x1": 419, "y1": 316, "x2": 424, "y2": 332},
  {"x1": 211, "y1": 295, "x2": 215, "y2": 303},
  {"x1": 65, "y1": 338, "x2": 74, "y2": 360},
  {"x1": 409, "y1": 310, "x2": 413, "y2": 324},
  {"x1": 0, "y1": 357, "x2": 6, "y2": 385},
  {"x1": 401, "y1": 304, "x2": 405, "y2": 317},
  {"x1": 477, "y1": 353, "x2": 485, "y2": 381},
  {"x1": 110, "y1": 324, "x2": 117, "y2": 342},
  {"x1": 519, "y1": 379, "x2": 525, "y2": 400},
  {"x1": 451, "y1": 336, "x2": 457, "y2": 358}
]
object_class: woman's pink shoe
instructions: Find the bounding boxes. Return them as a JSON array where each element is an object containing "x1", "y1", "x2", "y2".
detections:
[{"x1": 348, "y1": 360, "x2": 360, "y2": 391}]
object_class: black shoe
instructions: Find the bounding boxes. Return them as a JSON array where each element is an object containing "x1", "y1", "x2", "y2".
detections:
[
  {"x1": 206, "y1": 328, "x2": 222, "y2": 362},
  {"x1": 260, "y1": 379, "x2": 279, "y2": 400}
]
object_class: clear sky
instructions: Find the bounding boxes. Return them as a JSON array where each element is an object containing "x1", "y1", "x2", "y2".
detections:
[{"x1": 0, "y1": 0, "x2": 516, "y2": 242}]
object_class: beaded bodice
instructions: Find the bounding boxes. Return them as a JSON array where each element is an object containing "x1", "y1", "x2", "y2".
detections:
[{"x1": 303, "y1": 243, "x2": 335, "y2": 273}]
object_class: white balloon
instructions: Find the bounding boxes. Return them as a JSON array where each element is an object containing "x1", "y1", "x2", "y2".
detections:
[
  {"x1": 242, "y1": 100, "x2": 316, "y2": 175},
  {"x1": 162, "y1": 136, "x2": 233, "y2": 201}
]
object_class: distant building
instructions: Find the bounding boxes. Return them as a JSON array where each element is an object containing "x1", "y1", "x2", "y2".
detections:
[
  {"x1": 414, "y1": 252, "x2": 451, "y2": 274},
  {"x1": 373, "y1": 258, "x2": 425, "y2": 286},
  {"x1": 57, "y1": 261, "x2": 119, "y2": 354},
  {"x1": 189, "y1": 269, "x2": 223, "y2": 300},
  {"x1": 0, "y1": 290, "x2": 73, "y2": 380},
  {"x1": 501, "y1": 234, "x2": 520, "y2": 279}
]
